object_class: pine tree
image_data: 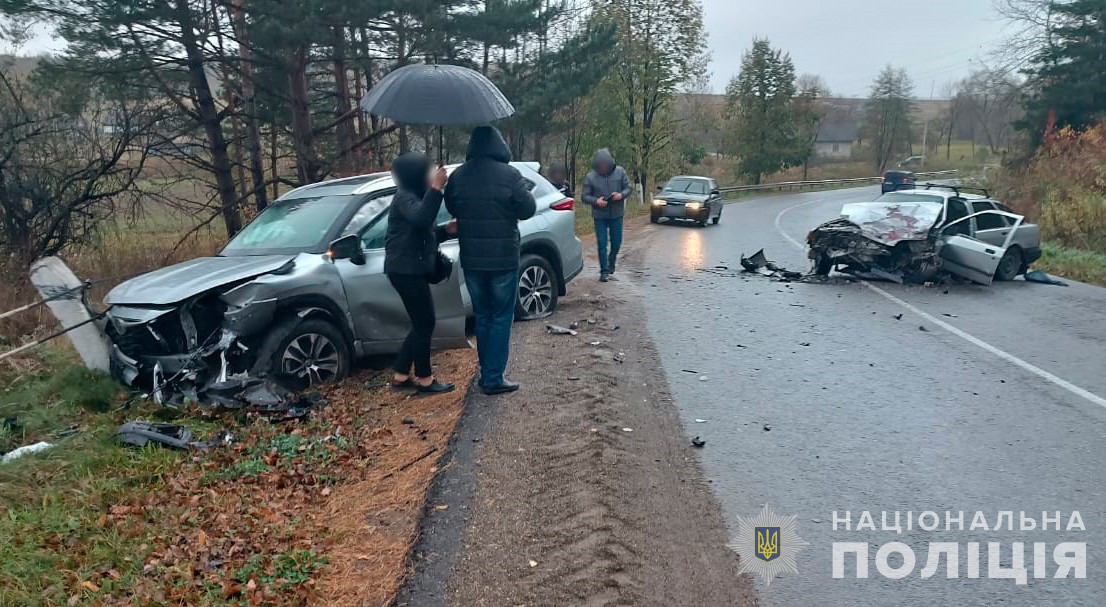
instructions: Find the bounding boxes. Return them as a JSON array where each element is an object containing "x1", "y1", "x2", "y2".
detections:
[
  {"x1": 1021, "y1": 0, "x2": 1106, "y2": 146},
  {"x1": 724, "y1": 39, "x2": 804, "y2": 184}
]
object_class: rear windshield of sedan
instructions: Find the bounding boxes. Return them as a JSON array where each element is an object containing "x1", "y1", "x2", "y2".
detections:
[
  {"x1": 222, "y1": 195, "x2": 352, "y2": 254},
  {"x1": 876, "y1": 192, "x2": 945, "y2": 204},
  {"x1": 663, "y1": 178, "x2": 709, "y2": 195}
]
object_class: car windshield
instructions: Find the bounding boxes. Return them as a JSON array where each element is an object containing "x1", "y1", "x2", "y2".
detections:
[
  {"x1": 876, "y1": 192, "x2": 945, "y2": 204},
  {"x1": 663, "y1": 178, "x2": 709, "y2": 195},
  {"x1": 222, "y1": 195, "x2": 352, "y2": 255}
]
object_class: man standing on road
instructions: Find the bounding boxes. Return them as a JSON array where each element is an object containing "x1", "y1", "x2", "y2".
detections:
[
  {"x1": 445, "y1": 126, "x2": 537, "y2": 395},
  {"x1": 581, "y1": 149, "x2": 632, "y2": 282}
]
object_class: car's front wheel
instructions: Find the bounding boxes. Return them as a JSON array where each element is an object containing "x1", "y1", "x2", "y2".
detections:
[
  {"x1": 265, "y1": 317, "x2": 351, "y2": 385},
  {"x1": 995, "y1": 247, "x2": 1024, "y2": 282},
  {"x1": 516, "y1": 254, "x2": 558, "y2": 320}
]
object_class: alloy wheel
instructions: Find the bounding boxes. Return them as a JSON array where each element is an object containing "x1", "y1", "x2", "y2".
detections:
[
  {"x1": 518, "y1": 265, "x2": 554, "y2": 318},
  {"x1": 281, "y1": 333, "x2": 341, "y2": 384}
]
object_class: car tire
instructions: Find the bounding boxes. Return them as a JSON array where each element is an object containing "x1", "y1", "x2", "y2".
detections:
[
  {"x1": 650, "y1": 214, "x2": 659, "y2": 224},
  {"x1": 995, "y1": 247, "x2": 1023, "y2": 281},
  {"x1": 516, "y1": 254, "x2": 558, "y2": 321},
  {"x1": 711, "y1": 212, "x2": 721, "y2": 225},
  {"x1": 262, "y1": 317, "x2": 351, "y2": 385}
]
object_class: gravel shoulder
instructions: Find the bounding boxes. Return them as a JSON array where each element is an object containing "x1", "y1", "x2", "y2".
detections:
[{"x1": 398, "y1": 224, "x2": 758, "y2": 607}]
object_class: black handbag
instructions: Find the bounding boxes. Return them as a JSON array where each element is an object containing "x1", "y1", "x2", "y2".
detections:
[{"x1": 428, "y1": 250, "x2": 453, "y2": 284}]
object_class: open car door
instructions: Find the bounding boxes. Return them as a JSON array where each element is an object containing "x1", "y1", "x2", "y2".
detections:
[{"x1": 936, "y1": 210, "x2": 1024, "y2": 286}]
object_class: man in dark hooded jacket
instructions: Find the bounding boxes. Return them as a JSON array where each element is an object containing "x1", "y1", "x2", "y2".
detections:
[
  {"x1": 445, "y1": 126, "x2": 537, "y2": 395},
  {"x1": 581, "y1": 149, "x2": 632, "y2": 282}
]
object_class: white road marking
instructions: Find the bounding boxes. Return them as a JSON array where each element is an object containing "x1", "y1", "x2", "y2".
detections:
[{"x1": 774, "y1": 197, "x2": 1106, "y2": 411}]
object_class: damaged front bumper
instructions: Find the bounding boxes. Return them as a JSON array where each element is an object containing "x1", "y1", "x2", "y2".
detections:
[
  {"x1": 104, "y1": 294, "x2": 279, "y2": 405},
  {"x1": 808, "y1": 219, "x2": 940, "y2": 284}
]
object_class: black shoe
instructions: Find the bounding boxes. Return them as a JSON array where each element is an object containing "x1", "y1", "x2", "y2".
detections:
[
  {"x1": 609, "y1": 259, "x2": 617, "y2": 274},
  {"x1": 482, "y1": 380, "x2": 520, "y2": 395},
  {"x1": 417, "y1": 380, "x2": 455, "y2": 394},
  {"x1": 600, "y1": 272, "x2": 610, "y2": 283}
]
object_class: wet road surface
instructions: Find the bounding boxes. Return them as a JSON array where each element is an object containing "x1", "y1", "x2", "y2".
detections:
[{"x1": 640, "y1": 186, "x2": 1106, "y2": 606}]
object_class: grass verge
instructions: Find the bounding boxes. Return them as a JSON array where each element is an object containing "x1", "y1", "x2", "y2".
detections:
[
  {"x1": 1035, "y1": 243, "x2": 1106, "y2": 286},
  {"x1": 0, "y1": 345, "x2": 477, "y2": 606}
]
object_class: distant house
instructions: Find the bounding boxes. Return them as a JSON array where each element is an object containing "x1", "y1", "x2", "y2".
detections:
[{"x1": 814, "y1": 117, "x2": 858, "y2": 159}]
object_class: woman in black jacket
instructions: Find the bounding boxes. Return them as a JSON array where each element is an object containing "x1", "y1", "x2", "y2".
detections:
[{"x1": 385, "y1": 152, "x2": 454, "y2": 394}]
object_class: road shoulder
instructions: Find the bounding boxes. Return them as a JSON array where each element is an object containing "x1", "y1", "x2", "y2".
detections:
[{"x1": 398, "y1": 225, "x2": 757, "y2": 606}]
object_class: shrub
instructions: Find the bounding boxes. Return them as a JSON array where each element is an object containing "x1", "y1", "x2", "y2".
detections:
[{"x1": 992, "y1": 123, "x2": 1106, "y2": 254}]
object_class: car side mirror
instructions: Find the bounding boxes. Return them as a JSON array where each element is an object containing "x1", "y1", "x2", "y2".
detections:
[
  {"x1": 327, "y1": 234, "x2": 365, "y2": 265},
  {"x1": 711, "y1": 189, "x2": 721, "y2": 197},
  {"x1": 656, "y1": 185, "x2": 664, "y2": 191}
]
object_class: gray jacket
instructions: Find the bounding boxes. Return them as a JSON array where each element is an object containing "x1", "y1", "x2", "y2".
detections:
[{"x1": 581, "y1": 149, "x2": 632, "y2": 219}]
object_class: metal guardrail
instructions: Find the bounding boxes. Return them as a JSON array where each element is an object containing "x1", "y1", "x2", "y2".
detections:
[{"x1": 718, "y1": 170, "x2": 959, "y2": 196}]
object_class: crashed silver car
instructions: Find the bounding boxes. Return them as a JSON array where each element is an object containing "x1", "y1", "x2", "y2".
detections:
[
  {"x1": 807, "y1": 187, "x2": 1041, "y2": 285},
  {"x1": 103, "y1": 163, "x2": 583, "y2": 402}
]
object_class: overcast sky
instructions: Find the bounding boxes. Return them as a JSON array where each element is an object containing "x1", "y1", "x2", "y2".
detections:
[
  {"x1": 701, "y1": 0, "x2": 1012, "y2": 97},
  {"x1": 10, "y1": 0, "x2": 1012, "y2": 99}
]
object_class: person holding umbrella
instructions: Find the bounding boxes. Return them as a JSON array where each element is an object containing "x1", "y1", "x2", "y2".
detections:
[
  {"x1": 385, "y1": 153, "x2": 455, "y2": 394},
  {"x1": 446, "y1": 126, "x2": 536, "y2": 395},
  {"x1": 361, "y1": 64, "x2": 529, "y2": 393}
]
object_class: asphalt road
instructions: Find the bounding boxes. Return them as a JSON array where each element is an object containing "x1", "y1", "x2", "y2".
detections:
[{"x1": 639, "y1": 186, "x2": 1106, "y2": 606}]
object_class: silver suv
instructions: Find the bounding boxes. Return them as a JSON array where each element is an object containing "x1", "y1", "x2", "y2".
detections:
[{"x1": 102, "y1": 162, "x2": 583, "y2": 396}]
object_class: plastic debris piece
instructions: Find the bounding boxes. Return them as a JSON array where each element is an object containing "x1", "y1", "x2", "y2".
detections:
[
  {"x1": 1, "y1": 441, "x2": 54, "y2": 463},
  {"x1": 546, "y1": 324, "x2": 578, "y2": 336}
]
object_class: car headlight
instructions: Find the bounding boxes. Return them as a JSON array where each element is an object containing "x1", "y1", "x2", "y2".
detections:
[
  {"x1": 652, "y1": 199, "x2": 667, "y2": 206},
  {"x1": 686, "y1": 202, "x2": 703, "y2": 210}
]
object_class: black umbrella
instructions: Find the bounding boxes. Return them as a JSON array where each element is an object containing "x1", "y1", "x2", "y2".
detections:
[{"x1": 361, "y1": 64, "x2": 515, "y2": 163}]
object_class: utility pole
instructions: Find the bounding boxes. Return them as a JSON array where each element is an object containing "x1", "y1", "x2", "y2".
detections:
[{"x1": 921, "y1": 120, "x2": 929, "y2": 167}]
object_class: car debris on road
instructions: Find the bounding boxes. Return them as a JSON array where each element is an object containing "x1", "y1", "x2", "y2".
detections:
[
  {"x1": 546, "y1": 324, "x2": 578, "y2": 336},
  {"x1": 116, "y1": 421, "x2": 231, "y2": 450}
]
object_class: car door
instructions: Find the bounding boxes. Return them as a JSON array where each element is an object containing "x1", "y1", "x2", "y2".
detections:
[
  {"x1": 971, "y1": 200, "x2": 1013, "y2": 247},
  {"x1": 936, "y1": 211, "x2": 1024, "y2": 286},
  {"x1": 332, "y1": 192, "x2": 468, "y2": 355}
]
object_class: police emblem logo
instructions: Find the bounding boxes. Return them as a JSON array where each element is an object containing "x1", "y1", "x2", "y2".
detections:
[
  {"x1": 728, "y1": 504, "x2": 808, "y2": 587},
  {"x1": 755, "y1": 526, "x2": 781, "y2": 562}
]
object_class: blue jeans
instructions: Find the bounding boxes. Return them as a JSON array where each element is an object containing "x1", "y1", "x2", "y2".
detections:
[
  {"x1": 465, "y1": 269, "x2": 518, "y2": 387},
  {"x1": 594, "y1": 216, "x2": 624, "y2": 274}
]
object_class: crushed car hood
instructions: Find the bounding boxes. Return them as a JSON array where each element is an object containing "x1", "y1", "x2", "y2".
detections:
[
  {"x1": 839, "y1": 202, "x2": 943, "y2": 246},
  {"x1": 105, "y1": 255, "x2": 297, "y2": 305}
]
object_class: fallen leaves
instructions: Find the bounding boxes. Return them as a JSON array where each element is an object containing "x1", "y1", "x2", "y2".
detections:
[{"x1": 60, "y1": 349, "x2": 477, "y2": 607}]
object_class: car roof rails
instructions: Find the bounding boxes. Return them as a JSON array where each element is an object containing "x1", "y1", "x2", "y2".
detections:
[{"x1": 919, "y1": 183, "x2": 990, "y2": 198}]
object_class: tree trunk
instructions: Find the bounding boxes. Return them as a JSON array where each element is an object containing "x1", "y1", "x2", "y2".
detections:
[
  {"x1": 230, "y1": 0, "x2": 269, "y2": 211},
  {"x1": 287, "y1": 45, "x2": 321, "y2": 183},
  {"x1": 332, "y1": 27, "x2": 356, "y2": 174},
  {"x1": 269, "y1": 127, "x2": 279, "y2": 200},
  {"x1": 174, "y1": 0, "x2": 241, "y2": 236}
]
